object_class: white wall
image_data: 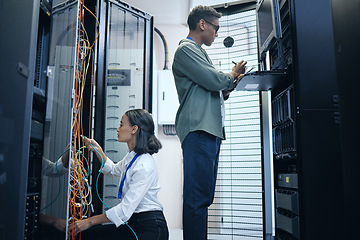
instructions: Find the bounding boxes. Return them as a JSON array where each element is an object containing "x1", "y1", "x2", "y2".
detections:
[
  {"x1": 124, "y1": 0, "x2": 190, "y2": 25},
  {"x1": 152, "y1": 24, "x2": 188, "y2": 230}
]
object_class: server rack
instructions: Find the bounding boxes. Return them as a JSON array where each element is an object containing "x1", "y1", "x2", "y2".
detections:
[
  {"x1": 330, "y1": 0, "x2": 360, "y2": 238},
  {"x1": 93, "y1": 0, "x2": 154, "y2": 214},
  {"x1": 0, "y1": 1, "x2": 41, "y2": 239},
  {"x1": 0, "y1": 0, "x2": 91, "y2": 239},
  {"x1": 258, "y1": 0, "x2": 345, "y2": 239}
]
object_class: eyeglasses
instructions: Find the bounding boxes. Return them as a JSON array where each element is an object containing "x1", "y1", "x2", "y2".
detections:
[{"x1": 204, "y1": 19, "x2": 220, "y2": 33}]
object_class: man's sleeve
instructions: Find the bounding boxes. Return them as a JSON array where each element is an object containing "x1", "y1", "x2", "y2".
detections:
[{"x1": 174, "y1": 44, "x2": 235, "y2": 91}]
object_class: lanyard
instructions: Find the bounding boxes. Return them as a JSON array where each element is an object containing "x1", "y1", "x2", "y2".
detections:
[
  {"x1": 186, "y1": 36, "x2": 194, "y2": 41},
  {"x1": 118, "y1": 153, "x2": 140, "y2": 199}
]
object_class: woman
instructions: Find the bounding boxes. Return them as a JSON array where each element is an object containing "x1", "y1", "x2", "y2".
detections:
[{"x1": 69, "y1": 109, "x2": 169, "y2": 240}]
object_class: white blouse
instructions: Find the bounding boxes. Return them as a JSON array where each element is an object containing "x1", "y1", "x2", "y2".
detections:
[{"x1": 101, "y1": 151, "x2": 163, "y2": 227}]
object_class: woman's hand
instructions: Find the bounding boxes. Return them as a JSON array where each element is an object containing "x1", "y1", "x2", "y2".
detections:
[
  {"x1": 81, "y1": 136, "x2": 107, "y2": 164},
  {"x1": 82, "y1": 136, "x2": 100, "y2": 151},
  {"x1": 68, "y1": 218, "x2": 92, "y2": 236},
  {"x1": 68, "y1": 214, "x2": 111, "y2": 236}
]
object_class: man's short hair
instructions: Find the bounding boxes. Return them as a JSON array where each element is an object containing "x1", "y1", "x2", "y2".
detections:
[{"x1": 187, "y1": 5, "x2": 222, "y2": 31}]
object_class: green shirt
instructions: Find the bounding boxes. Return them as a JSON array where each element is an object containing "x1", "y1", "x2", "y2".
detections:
[{"x1": 172, "y1": 39, "x2": 235, "y2": 143}]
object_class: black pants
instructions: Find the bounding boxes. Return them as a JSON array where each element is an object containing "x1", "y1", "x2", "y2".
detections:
[{"x1": 81, "y1": 211, "x2": 169, "y2": 240}]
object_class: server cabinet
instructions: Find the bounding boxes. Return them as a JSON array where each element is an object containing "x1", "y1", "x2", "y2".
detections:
[
  {"x1": 259, "y1": 0, "x2": 345, "y2": 239},
  {"x1": 93, "y1": 0, "x2": 154, "y2": 214},
  {"x1": 330, "y1": 0, "x2": 360, "y2": 238},
  {"x1": 0, "y1": 0, "x2": 84, "y2": 239},
  {"x1": 0, "y1": 1, "x2": 40, "y2": 239}
]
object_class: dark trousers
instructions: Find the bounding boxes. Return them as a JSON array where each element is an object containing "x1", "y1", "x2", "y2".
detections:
[
  {"x1": 81, "y1": 211, "x2": 169, "y2": 240},
  {"x1": 182, "y1": 131, "x2": 221, "y2": 240}
]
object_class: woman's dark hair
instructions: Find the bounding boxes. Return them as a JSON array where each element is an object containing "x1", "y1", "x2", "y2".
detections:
[
  {"x1": 187, "y1": 5, "x2": 222, "y2": 31},
  {"x1": 125, "y1": 109, "x2": 162, "y2": 155}
]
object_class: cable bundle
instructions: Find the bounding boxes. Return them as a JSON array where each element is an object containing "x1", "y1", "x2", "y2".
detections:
[{"x1": 68, "y1": 1, "x2": 99, "y2": 239}]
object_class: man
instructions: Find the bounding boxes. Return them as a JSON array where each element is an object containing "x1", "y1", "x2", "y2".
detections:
[{"x1": 172, "y1": 5, "x2": 247, "y2": 240}]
